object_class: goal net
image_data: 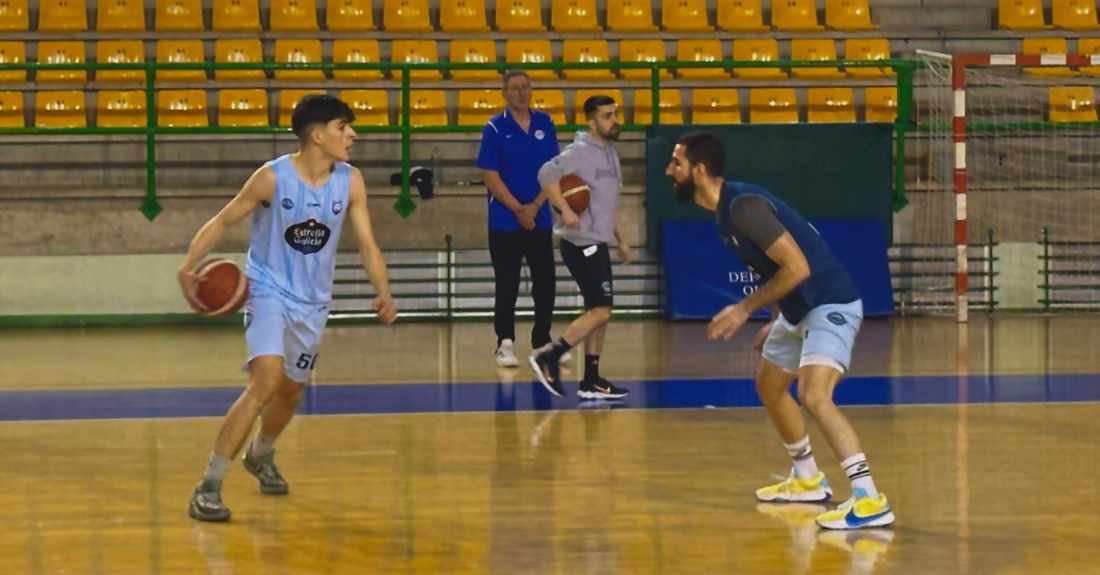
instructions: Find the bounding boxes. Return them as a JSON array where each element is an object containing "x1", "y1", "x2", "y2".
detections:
[{"x1": 910, "y1": 50, "x2": 1100, "y2": 320}]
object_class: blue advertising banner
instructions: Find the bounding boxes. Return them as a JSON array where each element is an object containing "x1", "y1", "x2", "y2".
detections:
[{"x1": 662, "y1": 219, "x2": 894, "y2": 320}]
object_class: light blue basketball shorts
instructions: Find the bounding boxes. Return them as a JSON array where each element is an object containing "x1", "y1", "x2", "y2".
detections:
[
  {"x1": 761, "y1": 300, "x2": 863, "y2": 375},
  {"x1": 243, "y1": 282, "x2": 330, "y2": 384}
]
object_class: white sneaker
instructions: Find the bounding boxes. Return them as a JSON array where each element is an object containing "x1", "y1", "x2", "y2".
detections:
[
  {"x1": 495, "y1": 339, "x2": 519, "y2": 368},
  {"x1": 535, "y1": 343, "x2": 572, "y2": 364}
]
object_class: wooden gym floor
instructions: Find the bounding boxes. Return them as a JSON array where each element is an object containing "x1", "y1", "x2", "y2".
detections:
[{"x1": 0, "y1": 316, "x2": 1098, "y2": 574}]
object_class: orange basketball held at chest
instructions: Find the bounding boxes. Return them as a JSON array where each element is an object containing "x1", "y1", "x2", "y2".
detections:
[{"x1": 557, "y1": 173, "x2": 590, "y2": 214}]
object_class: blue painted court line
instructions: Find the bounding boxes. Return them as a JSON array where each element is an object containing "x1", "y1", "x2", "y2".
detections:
[{"x1": 0, "y1": 373, "x2": 1097, "y2": 422}]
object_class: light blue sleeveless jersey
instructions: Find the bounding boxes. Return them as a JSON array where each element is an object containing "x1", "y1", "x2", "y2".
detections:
[{"x1": 246, "y1": 155, "x2": 351, "y2": 304}]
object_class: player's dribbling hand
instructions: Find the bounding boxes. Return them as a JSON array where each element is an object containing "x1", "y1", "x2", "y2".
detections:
[
  {"x1": 177, "y1": 268, "x2": 208, "y2": 313},
  {"x1": 372, "y1": 293, "x2": 398, "y2": 324},
  {"x1": 561, "y1": 208, "x2": 581, "y2": 229},
  {"x1": 752, "y1": 321, "x2": 774, "y2": 352},
  {"x1": 708, "y1": 304, "x2": 750, "y2": 341},
  {"x1": 617, "y1": 243, "x2": 634, "y2": 264}
]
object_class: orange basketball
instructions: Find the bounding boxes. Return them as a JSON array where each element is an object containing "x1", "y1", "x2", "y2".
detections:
[
  {"x1": 559, "y1": 173, "x2": 590, "y2": 214},
  {"x1": 194, "y1": 258, "x2": 249, "y2": 317}
]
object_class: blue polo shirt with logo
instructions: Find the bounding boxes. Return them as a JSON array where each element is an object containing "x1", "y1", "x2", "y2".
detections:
[{"x1": 476, "y1": 109, "x2": 560, "y2": 231}]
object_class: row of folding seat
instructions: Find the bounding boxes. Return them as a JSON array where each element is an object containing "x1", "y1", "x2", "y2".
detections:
[
  {"x1": 0, "y1": 0, "x2": 874, "y2": 33},
  {"x1": 1020, "y1": 38, "x2": 1100, "y2": 76},
  {"x1": 0, "y1": 39, "x2": 897, "y2": 83},
  {"x1": 0, "y1": 87, "x2": 904, "y2": 128},
  {"x1": 1001, "y1": 0, "x2": 1100, "y2": 31}
]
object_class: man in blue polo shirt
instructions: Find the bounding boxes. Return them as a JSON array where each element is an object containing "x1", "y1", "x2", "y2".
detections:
[{"x1": 477, "y1": 70, "x2": 566, "y2": 367}]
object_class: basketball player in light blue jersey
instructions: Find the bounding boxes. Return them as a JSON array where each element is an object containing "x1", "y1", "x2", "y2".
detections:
[{"x1": 178, "y1": 95, "x2": 398, "y2": 522}]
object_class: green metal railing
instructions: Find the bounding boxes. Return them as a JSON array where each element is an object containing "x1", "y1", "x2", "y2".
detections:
[{"x1": 0, "y1": 58, "x2": 917, "y2": 219}]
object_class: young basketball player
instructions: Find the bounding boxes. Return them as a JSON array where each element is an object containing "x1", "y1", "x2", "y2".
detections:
[
  {"x1": 529, "y1": 95, "x2": 633, "y2": 400},
  {"x1": 178, "y1": 94, "x2": 397, "y2": 522},
  {"x1": 666, "y1": 131, "x2": 894, "y2": 530}
]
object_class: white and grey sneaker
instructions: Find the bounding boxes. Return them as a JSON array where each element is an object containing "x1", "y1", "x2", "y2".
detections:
[{"x1": 496, "y1": 339, "x2": 520, "y2": 368}]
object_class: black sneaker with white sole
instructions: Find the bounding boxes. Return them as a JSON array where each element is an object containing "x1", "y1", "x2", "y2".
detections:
[
  {"x1": 529, "y1": 352, "x2": 565, "y2": 397},
  {"x1": 578, "y1": 378, "x2": 628, "y2": 399}
]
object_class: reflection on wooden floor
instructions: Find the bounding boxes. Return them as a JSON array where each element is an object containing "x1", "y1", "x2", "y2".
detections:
[{"x1": 0, "y1": 317, "x2": 1098, "y2": 574}]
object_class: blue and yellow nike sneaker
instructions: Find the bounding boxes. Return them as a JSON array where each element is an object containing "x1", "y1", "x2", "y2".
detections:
[
  {"x1": 815, "y1": 489, "x2": 895, "y2": 530},
  {"x1": 756, "y1": 468, "x2": 834, "y2": 503}
]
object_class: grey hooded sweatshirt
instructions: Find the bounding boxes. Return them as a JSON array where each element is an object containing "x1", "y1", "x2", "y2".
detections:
[{"x1": 537, "y1": 131, "x2": 623, "y2": 246}]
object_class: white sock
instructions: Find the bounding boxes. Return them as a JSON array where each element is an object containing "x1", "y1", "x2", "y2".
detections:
[
  {"x1": 250, "y1": 433, "x2": 277, "y2": 458},
  {"x1": 203, "y1": 453, "x2": 231, "y2": 482},
  {"x1": 840, "y1": 453, "x2": 879, "y2": 499},
  {"x1": 784, "y1": 436, "x2": 820, "y2": 479}
]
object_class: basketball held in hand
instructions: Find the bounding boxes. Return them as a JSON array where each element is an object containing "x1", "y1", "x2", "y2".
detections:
[
  {"x1": 193, "y1": 258, "x2": 249, "y2": 317},
  {"x1": 557, "y1": 174, "x2": 590, "y2": 214}
]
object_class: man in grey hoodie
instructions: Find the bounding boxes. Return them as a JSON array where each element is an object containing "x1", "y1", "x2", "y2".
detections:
[{"x1": 528, "y1": 95, "x2": 634, "y2": 400}]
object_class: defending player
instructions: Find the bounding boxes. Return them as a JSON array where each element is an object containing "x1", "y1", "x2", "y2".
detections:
[
  {"x1": 666, "y1": 131, "x2": 894, "y2": 530},
  {"x1": 178, "y1": 94, "x2": 397, "y2": 522}
]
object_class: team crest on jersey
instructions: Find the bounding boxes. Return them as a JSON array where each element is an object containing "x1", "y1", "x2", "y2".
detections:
[
  {"x1": 827, "y1": 312, "x2": 847, "y2": 326},
  {"x1": 284, "y1": 219, "x2": 332, "y2": 255},
  {"x1": 281, "y1": 198, "x2": 294, "y2": 210},
  {"x1": 332, "y1": 200, "x2": 343, "y2": 215}
]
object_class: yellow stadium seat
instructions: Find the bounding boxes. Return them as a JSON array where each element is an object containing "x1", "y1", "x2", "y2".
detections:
[
  {"x1": 718, "y1": 0, "x2": 768, "y2": 31},
  {"x1": 97, "y1": 0, "x2": 144, "y2": 31},
  {"x1": 38, "y1": 0, "x2": 86, "y2": 31},
  {"x1": 999, "y1": 0, "x2": 1051, "y2": 30},
  {"x1": 692, "y1": 88, "x2": 741, "y2": 124},
  {"x1": 1055, "y1": 0, "x2": 1100, "y2": 29},
  {"x1": 607, "y1": 0, "x2": 656, "y2": 31},
  {"x1": 676, "y1": 40, "x2": 728, "y2": 79},
  {"x1": 37, "y1": 41, "x2": 86, "y2": 84},
  {"x1": 96, "y1": 90, "x2": 146, "y2": 127},
  {"x1": 270, "y1": 0, "x2": 317, "y2": 31},
  {"x1": 441, "y1": 0, "x2": 489, "y2": 31},
  {"x1": 634, "y1": 89, "x2": 683, "y2": 124},
  {"x1": 750, "y1": 88, "x2": 798, "y2": 123},
  {"x1": 157, "y1": 89, "x2": 207, "y2": 127},
  {"x1": 279, "y1": 89, "x2": 326, "y2": 126},
  {"x1": 0, "y1": 42, "x2": 26, "y2": 83},
  {"x1": 573, "y1": 88, "x2": 623, "y2": 124},
  {"x1": 274, "y1": 39, "x2": 324, "y2": 82},
  {"x1": 408, "y1": 90, "x2": 447, "y2": 126},
  {"x1": 864, "y1": 87, "x2": 896, "y2": 123},
  {"x1": 552, "y1": 0, "x2": 600, "y2": 31},
  {"x1": 450, "y1": 40, "x2": 499, "y2": 82},
  {"x1": 1023, "y1": 38, "x2": 1077, "y2": 77},
  {"x1": 733, "y1": 39, "x2": 787, "y2": 80},
  {"x1": 845, "y1": 38, "x2": 894, "y2": 78},
  {"x1": 218, "y1": 89, "x2": 268, "y2": 126},
  {"x1": 391, "y1": 40, "x2": 442, "y2": 81},
  {"x1": 35, "y1": 90, "x2": 85, "y2": 128},
  {"x1": 0, "y1": 91, "x2": 24, "y2": 127},
  {"x1": 505, "y1": 40, "x2": 556, "y2": 80},
  {"x1": 1049, "y1": 86, "x2": 1097, "y2": 122},
  {"x1": 1078, "y1": 38, "x2": 1100, "y2": 74},
  {"x1": 0, "y1": 0, "x2": 28, "y2": 31},
  {"x1": 213, "y1": 0, "x2": 260, "y2": 31},
  {"x1": 215, "y1": 39, "x2": 264, "y2": 81},
  {"x1": 497, "y1": 0, "x2": 544, "y2": 31},
  {"x1": 333, "y1": 40, "x2": 383, "y2": 81},
  {"x1": 340, "y1": 89, "x2": 389, "y2": 125},
  {"x1": 156, "y1": 40, "x2": 205, "y2": 83},
  {"x1": 563, "y1": 40, "x2": 615, "y2": 81},
  {"x1": 790, "y1": 39, "x2": 845, "y2": 79},
  {"x1": 663, "y1": 0, "x2": 711, "y2": 31},
  {"x1": 807, "y1": 87, "x2": 855, "y2": 123},
  {"x1": 772, "y1": 0, "x2": 823, "y2": 31},
  {"x1": 620, "y1": 40, "x2": 672, "y2": 81},
  {"x1": 327, "y1": 0, "x2": 374, "y2": 30},
  {"x1": 458, "y1": 89, "x2": 504, "y2": 125},
  {"x1": 96, "y1": 40, "x2": 145, "y2": 83},
  {"x1": 826, "y1": 0, "x2": 875, "y2": 31},
  {"x1": 531, "y1": 90, "x2": 565, "y2": 124},
  {"x1": 155, "y1": 0, "x2": 202, "y2": 31},
  {"x1": 385, "y1": 0, "x2": 432, "y2": 31}
]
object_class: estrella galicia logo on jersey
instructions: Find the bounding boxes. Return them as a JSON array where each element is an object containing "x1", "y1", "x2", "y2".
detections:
[
  {"x1": 332, "y1": 200, "x2": 343, "y2": 215},
  {"x1": 284, "y1": 219, "x2": 332, "y2": 255},
  {"x1": 827, "y1": 312, "x2": 847, "y2": 326},
  {"x1": 281, "y1": 198, "x2": 294, "y2": 210}
]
